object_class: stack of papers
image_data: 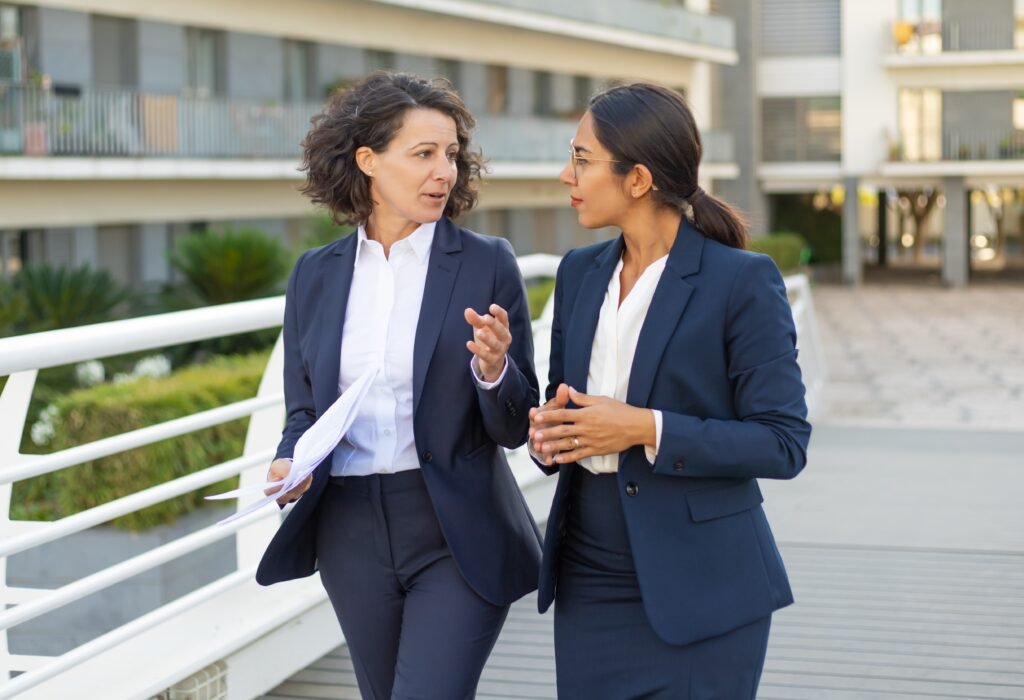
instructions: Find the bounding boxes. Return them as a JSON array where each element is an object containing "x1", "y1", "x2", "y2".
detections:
[{"x1": 206, "y1": 365, "x2": 380, "y2": 525}]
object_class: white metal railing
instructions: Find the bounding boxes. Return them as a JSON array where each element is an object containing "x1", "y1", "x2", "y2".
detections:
[{"x1": 0, "y1": 254, "x2": 821, "y2": 699}]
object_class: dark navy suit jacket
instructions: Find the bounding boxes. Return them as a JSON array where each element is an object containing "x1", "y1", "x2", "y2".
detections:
[
  {"x1": 535, "y1": 219, "x2": 811, "y2": 645},
  {"x1": 256, "y1": 217, "x2": 542, "y2": 607}
]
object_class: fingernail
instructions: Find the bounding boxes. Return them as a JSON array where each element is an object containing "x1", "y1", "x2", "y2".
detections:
[{"x1": 535, "y1": 432, "x2": 543, "y2": 439}]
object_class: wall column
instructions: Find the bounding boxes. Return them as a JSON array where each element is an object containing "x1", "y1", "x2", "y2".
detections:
[
  {"x1": 942, "y1": 176, "x2": 969, "y2": 288},
  {"x1": 842, "y1": 176, "x2": 861, "y2": 285}
]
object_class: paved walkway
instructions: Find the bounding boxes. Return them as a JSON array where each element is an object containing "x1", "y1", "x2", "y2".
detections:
[
  {"x1": 261, "y1": 285, "x2": 1024, "y2": 699},
  {"x1": 814, "y1": 285, "x2": 1024, "y2": 430}
]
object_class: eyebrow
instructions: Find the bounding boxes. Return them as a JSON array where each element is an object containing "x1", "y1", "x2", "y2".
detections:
[
  {"x1": 408, "y1": 141, "x2": 460, "y2": 150},
  {"x1": 572, "y1": 143, "x2": 594, "y2": 154}
]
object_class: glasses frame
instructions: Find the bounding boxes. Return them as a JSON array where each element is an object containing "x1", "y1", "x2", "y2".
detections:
[{"x1": 568, "y1": 139, "x2": 621, "y2": 181}]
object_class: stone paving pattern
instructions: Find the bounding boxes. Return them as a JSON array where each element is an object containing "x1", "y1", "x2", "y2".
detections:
[{"x1": 814, "y1": 285, "x2": 1024, "y2": 429}]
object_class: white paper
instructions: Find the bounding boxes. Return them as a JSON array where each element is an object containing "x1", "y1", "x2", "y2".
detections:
[{"x1": 207, "y1": 364, "x2": 380, "y2": 525}]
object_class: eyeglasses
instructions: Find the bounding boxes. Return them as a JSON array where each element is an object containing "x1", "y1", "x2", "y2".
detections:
[{"x1": 568, "y1": 139, "x2": 620, "y2": 181}]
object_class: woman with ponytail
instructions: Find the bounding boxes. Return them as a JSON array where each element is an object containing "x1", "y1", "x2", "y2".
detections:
[{"x1": 528, "y1": 82, "x2": 811, "y2": 698}]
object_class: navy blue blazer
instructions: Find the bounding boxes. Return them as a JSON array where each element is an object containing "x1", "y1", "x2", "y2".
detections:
[
  {"x1": 535, "y1": 219, "x2": 811, "y2": 645},
  {"x1": 256, "y1": 218, "x2": 542, "y2": 607}
]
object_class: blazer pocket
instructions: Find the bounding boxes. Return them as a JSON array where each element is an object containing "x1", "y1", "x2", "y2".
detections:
[
  {"x1": 460, "y1": 441, "x2": 495, "y2": 463},
  {"x1": 687, "y1": 480, "x2": 764, "y2": 523}
]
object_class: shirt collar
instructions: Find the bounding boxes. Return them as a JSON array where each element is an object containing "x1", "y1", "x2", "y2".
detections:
[{"x1": 355, "y1": 220, "x2": 436, "y2": 267}]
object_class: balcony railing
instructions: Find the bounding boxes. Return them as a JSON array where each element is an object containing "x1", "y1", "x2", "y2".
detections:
[
  {"x1": 0, "y1": 83, "x2": 735, "y2": 165},
  {"x1": 433, "y1": 0, "x2": 734, "y2": 49},
  {"x1": 894, "y1": 126, "x2": 1024, "y2": 162},
  {"x1": 891, "y1": 17, "x2": 1024, "y2": 54},
  {"x1": 475, "y1": 114, "x2": 734, "y2": 165}
]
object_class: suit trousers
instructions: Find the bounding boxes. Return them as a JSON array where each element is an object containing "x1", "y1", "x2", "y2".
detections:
[
  {"x1": 554, "y1": 468, "x2": 771, "y2": 699},
  {"x1": 315, "y1": 469, "x2": 508, "y2": 700}
]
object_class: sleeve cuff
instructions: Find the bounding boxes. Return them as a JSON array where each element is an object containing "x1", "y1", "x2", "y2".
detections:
[
  {"x1": 470, "y1": 354, "x2": 509, "y2": 390},
  {"x1": 644, "y1": 410, "x2": 662, "y2": 464}
]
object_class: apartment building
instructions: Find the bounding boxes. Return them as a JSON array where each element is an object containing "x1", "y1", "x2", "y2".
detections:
[
  {"x1": 0, "y1": 0, "x2": 738, "y2": 289},
  {"x1": 715, "y1": 0, "x2": 1024, "y2": 287}
]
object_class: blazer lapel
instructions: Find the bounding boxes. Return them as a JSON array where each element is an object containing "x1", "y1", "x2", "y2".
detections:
[
  {"x1": 313, "y1": 234, "x2": 357, "y2": 413},
  {"x1": 625, "y1": 220, "x2": 705, "y2": 408},
  {"x1": 563, "y1": 237, "x2": 623, "y2": 393},
  {"x1": 413, "y1": 218, "x2": 462, "y2": 416}
]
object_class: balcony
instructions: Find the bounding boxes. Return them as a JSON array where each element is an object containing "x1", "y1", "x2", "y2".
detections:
[
  {"x1": 892, "y1": 126, "x2": 1024, "y2": 163},
  {"x1": 891, "y1": 17, "x2": 1024, "y2": 55},
  {"x1": 366, "y1": 0, "x2": 735, "y2": 63},
  {"x1": 0, "y1": 83, "x2": 735, "y2": 171}
]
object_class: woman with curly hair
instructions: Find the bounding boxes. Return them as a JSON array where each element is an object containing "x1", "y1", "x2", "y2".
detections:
[{"x1": 255, "y1": 72, "x2": 542, "y2": 700}]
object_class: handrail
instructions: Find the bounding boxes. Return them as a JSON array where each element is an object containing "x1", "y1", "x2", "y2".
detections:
[{"x1": 0, "y1": 254, "x2": 823, "y2": 698}]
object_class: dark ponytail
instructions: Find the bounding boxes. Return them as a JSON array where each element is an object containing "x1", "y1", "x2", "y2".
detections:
[{"x1": 588, "y1": 83, "x2": 748, "y2": 250}]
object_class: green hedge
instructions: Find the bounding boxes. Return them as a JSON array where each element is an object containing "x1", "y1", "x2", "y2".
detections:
[
  {"x1": 12, "y1": 352, "x2": 270, "y2": 530},
  {"x1": 526, "y1": 279, "x2": 556, "y2": 320},
  {"x1": 748, "y1": 232, "x2": 810, "y2": 275}
]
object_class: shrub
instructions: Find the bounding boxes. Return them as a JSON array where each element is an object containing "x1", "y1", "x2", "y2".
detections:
[
  {"x1": 13, "y1": 264, "x2": 130, "y2": 332},
  {"x1": 0, "y1": 276, "x2": 26, "y2": 337},
  {"x1": 748, "y1": 232, "x2": 810, "y2": 275},
  {"x1": 526, "y1": 279, "x2": 555, "y2": 320},
  {"x1": 11, "y1": 352, "x2": 270, "y2": 530},
  {"x1": 301, "y1": 213, "x2": 354, "y2": 250},
  {"x1": 168, "y1": 227, "x2": 291, "y2": 307}
]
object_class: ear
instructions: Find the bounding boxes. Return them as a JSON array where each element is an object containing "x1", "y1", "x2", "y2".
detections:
[
  {"x1": 354, "y1": 146, "x2": 376, "y2": 177},
  {"x1": 629, "y1": 164, "x2": 657, "y2": 199}
]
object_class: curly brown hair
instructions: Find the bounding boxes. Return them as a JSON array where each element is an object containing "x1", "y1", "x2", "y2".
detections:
[{"x1": 299, "y1": 71, "x2": 484, "y2": 225}]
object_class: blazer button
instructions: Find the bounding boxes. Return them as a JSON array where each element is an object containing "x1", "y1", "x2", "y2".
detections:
[
  {"x1": 422, "y1": 451, "x2": 433, "y2": 463},
  {"x1": 673, "y1": 459, "x2": 685, "y2": 472},
  {"x1": 625, "y1": 482, "x2": 639, "y2": 497}
]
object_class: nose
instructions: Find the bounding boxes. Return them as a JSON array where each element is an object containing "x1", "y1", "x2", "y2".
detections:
[
  {"x1": 434, "y1": 153, "x2": 455, "y2": 182},
  {"x1": 559, "y1": 162, "x2": 576, "y2": 186}
]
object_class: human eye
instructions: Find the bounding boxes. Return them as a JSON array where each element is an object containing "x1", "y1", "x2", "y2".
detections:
[
  {"x1": 575, "y1": 155, "x2": 589, "y2": 166},
  {"x1": 416, "y1": 149, "x2": 432, "y2": 159},
  {"x1": 446, "y1": 151, "x2": 459, "y2": 162}
]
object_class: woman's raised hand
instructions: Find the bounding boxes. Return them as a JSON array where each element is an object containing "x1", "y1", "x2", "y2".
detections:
[{"x1": 464, "y1": 304, "x2": 512, "y2": 382}]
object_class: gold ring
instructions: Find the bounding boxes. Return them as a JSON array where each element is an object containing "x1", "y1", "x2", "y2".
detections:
[{"x1": 573, "y1": 437, "x2": 581, "y2": 449}]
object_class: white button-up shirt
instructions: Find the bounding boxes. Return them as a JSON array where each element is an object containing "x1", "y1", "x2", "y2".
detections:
[
  {"x1": 579, "y1": 253, "x2": 664, "y2": 475},
  {"x1": 330, "y1": 221, "x2": 506, "y2": 477}
]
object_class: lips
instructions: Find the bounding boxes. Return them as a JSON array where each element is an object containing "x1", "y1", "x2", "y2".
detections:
[{"x1": 570, "y1": 196, "x2": 583, "y2": 207}]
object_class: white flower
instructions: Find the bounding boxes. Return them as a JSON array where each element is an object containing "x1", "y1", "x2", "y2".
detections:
[
  {"x1": 30, "y1": 405, "x2": 60, "y2": 446},
  {"x1": 132, "y1": 354, "x2": 171, "y2": 379},
  {"x1": 74, "y1": 360, "x2": 105, "y2": 387}
]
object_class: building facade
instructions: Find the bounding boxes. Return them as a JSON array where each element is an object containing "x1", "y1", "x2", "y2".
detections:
[
  {"x1": 0, "y1": 0, "x2": 738, "y2": 289},
  {"x1": 715, "y1": 0, "x2": 1024, "y2": 286}
]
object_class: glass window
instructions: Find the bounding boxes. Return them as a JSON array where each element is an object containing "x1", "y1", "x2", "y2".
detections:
[
  {"x1": 0, "y1": 5, "x2": 19, "y2": 41},
  {"x1": 534, "y1": 71, "x2": 552, "y2": 117},
  {"x1": 573, "y1": 76, "x2": 591, "y2": 113},
  {"x1": 436, "y1": 58, "x2": 460, "y2": 91},
  {"x1": 365, "y1": 49, "x2": 395, "y2": 72},
  {"x1": 486, "y1": 65, "x2": 507, "y2": 115},
  {"x1": 762, "y1": 96, "x2": 841, "y2": 162},
  {"x1": 899, "y1": 88, "x2": 942, "y2": 161},
  {"x1": 283, "y1": 39, "x2": 314, "y2": 102},
  {"x1": 186, "y1": 28, "x2": 222, "y2": 98}
]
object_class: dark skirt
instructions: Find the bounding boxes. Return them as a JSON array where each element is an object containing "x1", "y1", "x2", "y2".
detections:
[{"x1": 554, "y1": 467, "x2": 771, "y2": 699}]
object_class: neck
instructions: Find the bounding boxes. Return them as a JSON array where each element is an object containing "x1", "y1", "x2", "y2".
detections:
[
  {"x1": 620, "y1": 207, "x2": 681, "y2": 270},
  {"x1": 365, "y1": 211, "x2": 421, "y2": 255}
]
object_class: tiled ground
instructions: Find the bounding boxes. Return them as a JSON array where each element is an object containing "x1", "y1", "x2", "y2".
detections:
[{"x1": 813, "y1": 285, "x2": 1024, "y2": 430}]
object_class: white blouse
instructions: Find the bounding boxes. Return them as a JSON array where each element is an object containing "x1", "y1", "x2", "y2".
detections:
[{"x1": 578, "y1": 253, "x2": 664, "y2": 475}]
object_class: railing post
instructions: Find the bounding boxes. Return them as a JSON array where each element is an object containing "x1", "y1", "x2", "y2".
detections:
[
  {"x1": 0, "y1": 370, "x2": 39, "y2": 681},
  {"x1": 236, "y1": 332, "x2": 287, "y2": 568}
]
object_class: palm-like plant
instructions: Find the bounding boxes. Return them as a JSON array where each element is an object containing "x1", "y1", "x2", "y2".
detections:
[
  {"x1": 0, "y1": 276, "x2": 27, "y2": 336},
  {"x1": 169, "y1": 227, "x2": 290, "y2": 307},
  {"x1": 15, "y1": 264, "x2": 130, "y2": 332}
]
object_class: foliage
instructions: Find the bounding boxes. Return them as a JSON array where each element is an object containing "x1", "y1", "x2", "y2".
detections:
[
  {"x1": 770, "y1": 193, "x2": 842, "y2": 264},
  {"x1": 0, "y1": 276, "x2": 26, "y2": 337},
  {"x1": 526, "y1": 279, "x2": 555, "y2": 320},
  {"x1": 168, "y1": 227, "x2": 291, "y2": 307},
  {"x1": 13, "y1": 264, "x2": 130, "y2": 333},
  {"x1": 12, "y1": 352, "x2": 269, "y2": 530},
  {"x1": 748, "y1": 232, "x2": 810, "y2": 275},
  {"x1": 301, "y1": 213, "x2": 354, "y2": 250}
]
